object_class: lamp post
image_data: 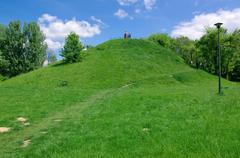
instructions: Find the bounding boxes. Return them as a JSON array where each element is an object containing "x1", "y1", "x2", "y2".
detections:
[{"x1": 214, "y1": 22, "x2": 223, "y2": 95}]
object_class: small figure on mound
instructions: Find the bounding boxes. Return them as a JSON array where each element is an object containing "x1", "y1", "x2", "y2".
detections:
[
  {"x1": 124, "y1": 31, "x2": 129, "y2": 39},
  {"x1": 128, "y1": 33, "x2": 131, "y2": 39},
  {"x1": 124, "y1": 31, "x2": 132, "y2": 39}
]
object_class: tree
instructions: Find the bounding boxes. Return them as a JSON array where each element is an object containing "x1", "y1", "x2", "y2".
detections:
[
  {"x1": 0, "y1": 24, "x2": 7, "y2": 74},
  {"x1": 61, "y1": 32, "x2": 83, "y2": 63},
  {"x1": 47, "y1": 49, "x2": 57, "y2": 64},
  {"x1": 2, "y1": 21, "x2": 24, "y2": 76},
  {"x1": 228, "y1": 29, "x2": 240, "y2": 81},
  {"x1": 23, "y1": 22, "x2": 47, "y2": 71},
  {"x1": 175, "y1": 36, "x2": 198, "y2": 67},
  {"x1": 195, "y1": 27, "x2": 240, "y2": 81},
  {"x1": 196, "y1": 28, "x2": 229, "y2": 75},
  {"x1": 148, "y1": 34, "x2": 174, "y2": 50},
  {"x1": 147, "y1": 28, "x2": 240, "y2": 81},
  {"x1": 148, "y1": 34, "x2": 199, "y2": 68},
  {"x1": 0, "y1": 21, "x2": 47, "y2": 77},
  {"x1": 0, "y1": 24, "x2": 6, "y2": 50}
]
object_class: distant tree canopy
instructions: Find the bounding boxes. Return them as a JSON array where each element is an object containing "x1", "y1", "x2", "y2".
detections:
[
  {"x1": 61, "y1": 32, "x2": 83, "y2": 63},
  {"x1": 149, "y1": 28, "x2": 240, "y2": 81},
  {"x1": 174, "y1": 36, "x2": 198, "y2": 67},
  {"x1": 0, "y1": 21, "x2": 47, "y2": 77},
  {"x1": 196, "y1": 28, "x2": 240, "y2": 81},
  {"x1": 47, "y1": 49, "x2": 57, "y2": 64},
  {"x1": 148, "y1": 34, "x2": 174, "y2": 50}
]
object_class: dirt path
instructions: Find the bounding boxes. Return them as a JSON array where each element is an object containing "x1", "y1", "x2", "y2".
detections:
[{"x1": 0, "y1": 85, "x2": 132, "y2": 157}]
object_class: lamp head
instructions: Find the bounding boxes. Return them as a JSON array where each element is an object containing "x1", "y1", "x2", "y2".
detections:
[{"x1": 214, "y1": 23, "x2": 223, "y2": 29}]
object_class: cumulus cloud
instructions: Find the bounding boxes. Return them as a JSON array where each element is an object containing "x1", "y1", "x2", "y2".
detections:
[
  {"x1": 144, "y1": 0, "x2": 156, "y2": 10},
  {"x1": 114, "y1": 0, "x2": 157, "y2": 20},
  {"x1": 171, "y1": 8, "x2": 240, "y2": 40},
  {"x1": 117, "y1": 0, "x2": 139, "y2": 6},
  {"x1": 45, "y1": 39, "x2": 62, "y2": 50},
  {"x1": 38, "y1": 14, "x2": 101, "y2": 50},
  {"x1": 114, "y1": 9, "x2": 133, "y2": 19}
]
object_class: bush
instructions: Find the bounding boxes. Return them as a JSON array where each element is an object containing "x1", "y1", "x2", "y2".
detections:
[{"x1": 61, "y1": 32, "x2": 83, "y2": 63}]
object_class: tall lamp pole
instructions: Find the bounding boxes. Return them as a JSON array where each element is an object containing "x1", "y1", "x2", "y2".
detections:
[{"x1": 214, "y1": 22, "x2": 223, "y2": 95}]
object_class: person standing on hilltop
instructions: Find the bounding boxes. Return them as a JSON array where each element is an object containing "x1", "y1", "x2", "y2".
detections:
[
  {"x1": 124, "y1": 31, "x2": 129, "y2": 39},
  {"x1": 128, "y1": 33, "x2": 131, "y2": 39}
]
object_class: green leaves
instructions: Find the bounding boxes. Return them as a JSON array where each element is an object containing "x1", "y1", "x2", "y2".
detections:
[
  {"x1": 47, "y1": 49, "x2": 57, "y2": 64},
  {"x1": 175, "y1": 36, "x2": 197, "y2": 67},
  {"x1": 61, "y1": 32, "x2": 83, "y2": 63},
  {"x1": 23, "y1": 22, "x2": 47, "y2": 70},
  {"x1": 197, "y1": 27, "x2": 240, "y2": 81},
  {"x1": 148, "y1": 29, "x2": 240, "y2": 81},
  {"x1": 0, "y1": 21, "x2": 47, "y2": 77},
  {"x1": 148, "y1": 34, "x2": 173, "y2": 49}
]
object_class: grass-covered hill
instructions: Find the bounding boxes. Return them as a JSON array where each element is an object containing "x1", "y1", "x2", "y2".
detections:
[{"x1": 0, "y1": 39, "x2": 240, "y2": 158}]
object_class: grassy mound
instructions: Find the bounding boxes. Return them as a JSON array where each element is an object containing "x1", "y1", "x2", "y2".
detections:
[{"x1": 0, "y1": 39, "x2": 239, "y2": 158}]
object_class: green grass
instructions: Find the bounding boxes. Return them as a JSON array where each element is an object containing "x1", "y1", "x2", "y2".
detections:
[
  {"x1": 0, "y1": 39, "x2": 240, "y2": 158},
  {"x1": 0, "y1": 74, "x2": 7, "y2": 82}
]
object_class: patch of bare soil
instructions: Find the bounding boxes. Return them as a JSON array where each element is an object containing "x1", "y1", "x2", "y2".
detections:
[
  {"x1": 22, "y1": 139, "x2": 31, "y2": 148},
  {"x1": 23, "y1": 122, "x2": 30, "y2": 126},
  {"x1": 40, "y1": 131, "x2": 48, "y2": 134},
  {"x1": 142, "y1": 128, "x2": 150, "y2": 132},
  {"x1": 0, "y1": 127, "x2": 10, "y2": 133},
  {"x1": 17, "y1": 117, "x2": 31, "y2": 126},
  {"x1": 54, "y1": 119, "x2": 62, "y2": 122},
  {"x1": 17, "y1": 117, "x2": 27, "y2": 123}
]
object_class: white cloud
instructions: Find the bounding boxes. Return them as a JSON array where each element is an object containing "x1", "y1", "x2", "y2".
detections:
[
  {"x1": 114, "y1": 9, "x2": 133, "y2": 19},
  {"x1": 116, "y1": 0, "x2": 157, "y2": 12},
  {"x1": 135, "y1": 9, "x2": 141, "y2": 14},
  {"x1": 117, "y1": 0, "x2": 139, "y2": 6},
  {"x1": 90, "y1": 16, "x2": 105, "y2": 25},
  {"x1": 144, "y1": 0, "x2": 156, "y2": 10},
  {"x1": 38, "y1": 14, "x2": 58, "y2": 23},
  {"x1": 45, "y1": 39, "x2": 62, "y2": 50},
  {"x1": 38, "y1": 14, "x2": 101, "y2": 50},
  {"x1": 171, "y1": 8, "x2": 240, "y2": 40}
]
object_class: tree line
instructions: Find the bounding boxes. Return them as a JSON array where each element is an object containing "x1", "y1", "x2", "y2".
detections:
[
  {"x1": 148, "y1": 28, "x2": 240, "y2": 81},
  {"x1": 0, "y1": 21, "x2": 47, "y2": 77},
  {"x1": 1, "y1": 20, "x2": 240, "y2": 82},
  {"x1": 0, "y1": 21, "x2": 83, "y2": 78}
]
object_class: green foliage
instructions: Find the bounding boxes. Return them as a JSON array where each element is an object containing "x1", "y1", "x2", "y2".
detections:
[
  {"x1": 2, "y1": 21, "x2": 24, "y2": 76},
  {"x1": 228, "y1": 29, "x2": 240, "y2": 81},
  {"x1": 0, "y1": 73, "x2": 7, "y2": 81},
  {"x1": 148, "y1": 34, "x2": 199, "y2": 68},
  {"x1": 0, "y1": 24, "x2": 6, "y2": 49},
  {"x1": 148, "y1": 34, "x2": 174, "y2": 50},
  {"x1": 0, "y1": 50, "x2": 10, "y2": 72},
  {"x1": 61, "y1": 32, "x2": 83, "y2": 63},
  {"x1": 196, "y1": 28, "x2": 226, "y2": 74},
  {"x1": 0, "y1": 39, "x2": 240, "y2": 157},
  {"x1": 196, "y1": 27, "x2": 240, "y2": 81},
  {"x1": 0, "y1": 21, "x2": 47, "y2": 77},
  {"x1": 85, "y1": 45, "x2": 95, "y2": 49},
  {"x1": 148, "y1": 28, "x2": 240, "y2": 81},
  {"x1": 174, "y1": 36, "x2": 198, "y2": 67},
  {"x1": 47, "y1": 49, "x2": 57, "y2": 64},
  {"x1": 0, "y1": 25, "x2": 7, "y2": 73},
  {"x1": 23, "y1": 22, "x2": 47, "y2": 71}
]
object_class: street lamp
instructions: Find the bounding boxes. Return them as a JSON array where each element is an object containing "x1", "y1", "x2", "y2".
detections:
[{"x1": 214, "y1": 22, "x2": 223, "y2": 95}]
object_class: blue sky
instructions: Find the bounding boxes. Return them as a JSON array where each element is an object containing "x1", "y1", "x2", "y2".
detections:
[{"x1": 0, "y1": 0, "x2": 240, "y2": 50}]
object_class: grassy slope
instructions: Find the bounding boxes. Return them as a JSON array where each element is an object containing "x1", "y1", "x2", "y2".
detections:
[{"x1": 0, "y1": 39, "x2": 240, "y2": 158}]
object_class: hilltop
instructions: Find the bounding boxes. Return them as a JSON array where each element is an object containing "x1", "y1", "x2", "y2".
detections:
[{"x1": 0, "y1": 39, "x2": 239, "y2": 158}]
